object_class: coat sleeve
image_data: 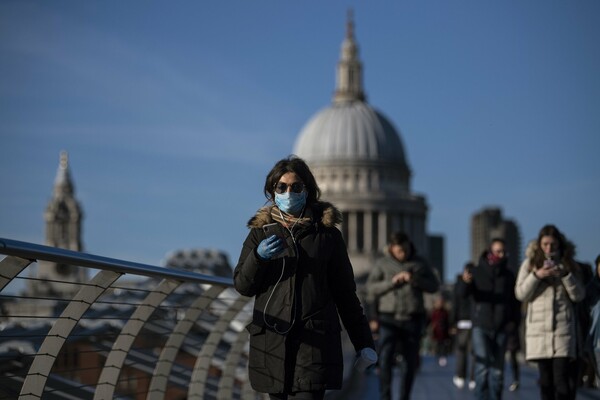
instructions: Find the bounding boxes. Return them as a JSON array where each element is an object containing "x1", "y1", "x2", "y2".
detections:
[
  {"x1": 411, "y1": 261, "x2": 440, "y2": 293},
  {"x1": 365, "y1": 264, "x2": 394, "y2": 304},
  {"x1": 328, "y1": 229, "x2": 375, "y2": 351},
  {"x1": 233, "y1": 228, "x2": 270, "y2": 297},
  {"x1": 515, "y1": 259, "x2": 541, "y2": 303},
  {"x1": 507, "y1": 271, "x2": 522, "y2": 326},
  {"x1": 560, "y1": 267, "x2": 586, "y2": 303},
  {"x1": 450, "y1": 278, "x2": 465, "y2": 325}
]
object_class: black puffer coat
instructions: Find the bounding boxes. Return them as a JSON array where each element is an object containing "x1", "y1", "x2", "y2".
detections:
[
  {"x1": 234, "y1": 202, "x2": 374, "y2": 394},
  {"x1": 459, "y1": 252, "x2": 520, "y2": 332}
]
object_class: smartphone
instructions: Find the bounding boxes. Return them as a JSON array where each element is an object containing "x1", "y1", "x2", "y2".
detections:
[{"x1": 262, "y1": 223, "x2": 290, "y2": 258}]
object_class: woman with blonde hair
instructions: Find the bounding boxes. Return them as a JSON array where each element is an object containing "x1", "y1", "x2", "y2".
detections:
[{"x1": 515, "y1": 225, "x2": 586, "y2": 400}]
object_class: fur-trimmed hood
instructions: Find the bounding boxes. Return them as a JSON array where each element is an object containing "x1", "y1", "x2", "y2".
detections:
[
  {"x1": 524, "y1": 239, "x2": 576, "y2": 262},
  {"x1": 247, "y1": 201, "x2": 342, "y2": 229}
]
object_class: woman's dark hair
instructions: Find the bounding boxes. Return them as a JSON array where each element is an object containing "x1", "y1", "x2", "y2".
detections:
[
  {"x1": 388, "y1": 231, "x2": 416, "y2": 260},
  {"x1": 532, "y1": 224, "x2": 569, "y2": 269},
  {"x1": 263, "y1": 155, "x2": 321, "y2": 204}
]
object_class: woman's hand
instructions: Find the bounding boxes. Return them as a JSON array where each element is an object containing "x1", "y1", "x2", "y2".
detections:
[
  {"x1": 534, "y1": 263, "x2": 561, "y2": 279},
  {"x1": 256, "y1": 235, "x2": 284, "y2": 260}
]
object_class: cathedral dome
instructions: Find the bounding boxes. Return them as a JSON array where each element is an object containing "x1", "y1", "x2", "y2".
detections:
[
  {"x1": 286, "y1": 12, "x2": 430, "y2": 278},
  {"x1": 292, "y1": 13, "x2": 409, "y2": 170},
  {"x1": 293, "y1": 101, "x2": 407, "y2": 164}
]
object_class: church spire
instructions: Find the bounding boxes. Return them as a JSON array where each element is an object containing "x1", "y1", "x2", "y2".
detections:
[
  {"x1": 53, "y1": 150, "x2": 74, "y2": 196},
  {"x1": 31, "y1": 151, "x2": 86, "y2": 297},
  {"x1": 45, "y1": 150, "x2": 83, "y2": 251},
  {"x1": 333, "y1": 9, "x2": 366, "y2": 104}
]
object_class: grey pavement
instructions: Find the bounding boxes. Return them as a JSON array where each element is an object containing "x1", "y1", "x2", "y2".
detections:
[{"x1": 330, "y1": 355, "x2": 600, "y2": 400}]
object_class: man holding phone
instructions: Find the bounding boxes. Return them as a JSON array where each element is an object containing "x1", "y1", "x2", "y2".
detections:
[{"x1": 365, "y1": 232, "x2": 440, "y2": 400}]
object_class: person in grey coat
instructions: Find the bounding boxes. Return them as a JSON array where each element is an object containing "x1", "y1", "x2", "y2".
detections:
[{"x1": 365, "y1": 232, "x2": 440, "y2": 400}]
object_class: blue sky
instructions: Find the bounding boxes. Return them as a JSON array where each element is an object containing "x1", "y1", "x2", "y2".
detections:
[{"x1": 1, "y1": 1, "x2": 599, "y2": 283}]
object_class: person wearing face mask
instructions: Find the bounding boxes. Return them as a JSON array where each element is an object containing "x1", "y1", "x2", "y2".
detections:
[
  {"x1": 515, "y1": 225, "x2": 586, "y2": 400},
  {"x1": 234, "y1": 155, "x2": 376, "y2": 400},
  {"x1": 459, "y1": 238, "x2": 520, "y2": 400}
]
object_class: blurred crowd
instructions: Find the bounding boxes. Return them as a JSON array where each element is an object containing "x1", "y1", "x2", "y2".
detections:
[{"x1": 365, "y1": 224, "x2": 600, "y2": 400}]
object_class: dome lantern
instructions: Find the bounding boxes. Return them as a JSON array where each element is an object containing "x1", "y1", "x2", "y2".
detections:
[{"x1": 333, "y1": 9, "x2": 366, "y2": 104}]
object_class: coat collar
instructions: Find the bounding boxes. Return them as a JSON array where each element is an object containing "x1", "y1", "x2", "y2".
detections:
[{"x1": 247, "y1": 201, "x2": 342, "y2": 229}]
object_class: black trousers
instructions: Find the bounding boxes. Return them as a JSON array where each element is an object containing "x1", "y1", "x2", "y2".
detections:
[
  {"x1": 537, "y1": 357, "x2": 578, "y2": 400},
  {"x1": 378, "y1": 319, "x2": 422, "y2": 400},
  {"x1": 455, "y1": 328, "x2": 474, "y2": 380}
]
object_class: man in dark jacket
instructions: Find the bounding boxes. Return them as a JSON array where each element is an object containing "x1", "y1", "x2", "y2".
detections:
[
  {"x1": 366, "y1": 232, "x2": 440, "y2": 400},
  {"x1": 451, "y1": 262, "x2": 475, "y2": 389},
  {"x1": 459, "y1": 238, "x2": 519, "y2": 400}
]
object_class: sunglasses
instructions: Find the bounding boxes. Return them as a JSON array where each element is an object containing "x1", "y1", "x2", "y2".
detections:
[{"x1": 274, "y1": 182, "x2": 305, "y2": 194}]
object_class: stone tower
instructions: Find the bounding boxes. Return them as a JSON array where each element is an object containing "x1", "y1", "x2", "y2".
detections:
[{"x1": 29, "y1": 151, "x2": 87, "y2": 297}]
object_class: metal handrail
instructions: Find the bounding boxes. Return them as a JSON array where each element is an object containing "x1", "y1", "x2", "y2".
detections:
[
  {"x1": 0, "y1": 237, "x2": 263, "y2": 400},
  {"x1": 0, "y1": 237, "x2": 233, "y2": 286}
]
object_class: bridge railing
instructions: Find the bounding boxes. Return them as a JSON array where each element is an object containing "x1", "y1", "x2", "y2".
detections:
[{"x1": 0, "y1": 238, "x2": 266, "y2": 400}]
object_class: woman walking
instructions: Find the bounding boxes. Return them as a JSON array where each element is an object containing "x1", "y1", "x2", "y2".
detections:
[
  {"x1": 234, "y1": 156, "x2": 376, "y2": 400},
  {"x1": 515, "y1": 225, "x2": 586, "y2": 400}
]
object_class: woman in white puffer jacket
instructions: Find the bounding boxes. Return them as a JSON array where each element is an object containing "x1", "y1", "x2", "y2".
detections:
[{"x1": 515, "y1": 225, "x2": 586, "y2": 400}]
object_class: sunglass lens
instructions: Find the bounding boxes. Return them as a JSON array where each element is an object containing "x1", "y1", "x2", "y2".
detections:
[
  {"x1": 275, "y1": 182, "x2": 304, "y2": 194},
  {"x1": 275, "y1": 183, "x2": 287, "y2": 194}
]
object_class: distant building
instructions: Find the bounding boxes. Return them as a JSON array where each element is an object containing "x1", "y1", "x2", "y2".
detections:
[
  {"x1": 293, "y1": 13, "x2": 440, "y2": 279},
  {"x1": 163, "y1": 248, "x2": 232, "y2": 278},
  {"x1": 428, "y1": 234, "x2": 445, "y2": 282},
  {"x1": 470, "y1": 207, "x2": 521, "y2": 273},
  {"x1": 28, "y1": 151, "x2": 87, "y2": 298}
]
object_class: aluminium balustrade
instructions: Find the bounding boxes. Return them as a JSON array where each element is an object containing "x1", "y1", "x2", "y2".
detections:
[{"x1": 0, "y1": 237, "x2": 265, "y2": 400}]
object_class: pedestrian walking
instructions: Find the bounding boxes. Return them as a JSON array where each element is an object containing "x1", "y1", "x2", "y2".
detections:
[
  {"x1": 430, "y1": 296, "x2": 451, "y2": 367},
  {"x1": 234, "y1": 156, "x2": 376, "y2": 400},
  {"x1": 366, "y1": 232, "x2": 440, "y2": 400},
  {"x1": 515, "y1": 225, "x2": 586, "y2": 400},
  {"x1": 459, "y1": 238, "x2": 520, "y2": 400},
  {"x1": 452, "y1": 262, "x2": 476, "y2": 390},
  {"x1": 585, "y1": 254, "x2": 600, "y2": 386}
]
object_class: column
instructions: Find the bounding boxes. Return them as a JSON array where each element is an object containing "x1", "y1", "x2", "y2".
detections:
[
  {"x1": 378, "y1": 212, "x2": 388, "y2": 250},
  {"x1": 348, "y1": 212, "x2": 359, "y2": 252},
  {"x1": 363, "y1": 211, "x2": 373, "y2": 253}
]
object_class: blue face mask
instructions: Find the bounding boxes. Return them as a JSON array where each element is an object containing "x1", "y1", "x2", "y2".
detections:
[{"x1": 275, "y1": 191, "x2": 307, "y2": 214}]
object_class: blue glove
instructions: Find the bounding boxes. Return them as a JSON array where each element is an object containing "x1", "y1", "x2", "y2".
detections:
[
  {"x1": 354, "y1": 347, "x2": 378, "y2": 371},
  {"x1": 257, "y1": 235, "x2": 284, "y2": 260}
]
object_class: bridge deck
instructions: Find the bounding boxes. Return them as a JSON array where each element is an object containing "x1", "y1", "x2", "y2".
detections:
[{"x1": 333, "y1": 355, "x2": 600, "y2": 400}]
